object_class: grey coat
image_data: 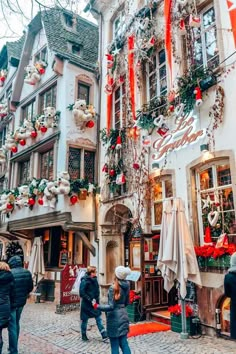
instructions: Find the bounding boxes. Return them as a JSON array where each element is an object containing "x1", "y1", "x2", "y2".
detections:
[{"x1": 99, "y1": 280, "x2": 130, "y2": 338}]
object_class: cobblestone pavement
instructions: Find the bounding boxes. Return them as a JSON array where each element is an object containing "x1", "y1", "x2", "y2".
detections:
[{"x1": 1, "y1": 302, "x2": 236, "y2": 354}]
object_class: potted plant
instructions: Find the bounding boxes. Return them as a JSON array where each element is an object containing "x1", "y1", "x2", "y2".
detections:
[
  {"x1": 168, "y1": 304, "x2": 194, "y2": 333},
  {"x1": 127, "y1": 290, "x2": 141, "y2": 323}
]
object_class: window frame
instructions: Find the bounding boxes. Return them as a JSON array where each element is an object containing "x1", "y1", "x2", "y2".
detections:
[
  {"x1": 146, "y1": 49, "x2": 167, "y2": 101},
  {"x1": 190, "y1": 4, "x2": 219, "y2": 69},
  {"x1": 151, "y1": 174, "x2": 174, "y2": 230},
  {"x1": 195, "y1": 159, "x2": 235, "y2": 245},
  {"x1": 34, "y1": 46, "x2": 48, "y2": 64},
  {"x1": 40, "y1": 148, "x2": 54, "y2": 180},
  {"x1": 39, "y1": 84, "x2": 57, "y2": 114},
  {"x1": 21, "y1": 100, "x2": 36, "y2": 124},
  {"x1": 113, "y1": 82, "x2": 126, "y2": 130},
  {"x1": 19, "y1": 159, "x2": 31, "y2": 185},
  {"x1": 77, "y1": 82, "x2": 90, "y2": 105},
  {"x1": 68, "y1": 146, "x2": 96, "y2": 183},
  {"x1": 113, "y1": 10, "x2": 125, "y2": 39}
]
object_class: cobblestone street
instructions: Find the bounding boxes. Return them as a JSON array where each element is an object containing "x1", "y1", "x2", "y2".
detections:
[{"x1": 1, "y1": 302, "x2": 235, "y2": 354}]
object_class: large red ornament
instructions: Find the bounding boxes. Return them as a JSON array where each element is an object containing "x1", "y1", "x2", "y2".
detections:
[
  {"x1": 70, "y1": 195, "x2": 78, "y2": 205},
  {"x1": 38, "y1": 198, "x2": 44, "y2": 205},
  {"x1": 40, "y1": 126, "x2": 47, "y2": 133},
  {"x1": 39, "y1": 68, "x2": 45, "y2": 75},
  {"x1": 133, "y1": 163, "x2": 140, "y2": 170},
  {"x1": 31, "y1": 130, "x2": 37, "y2": 138},
  {"x1": 0, "y1": 76, "x2": 5, "y2": 82},
  {"x1": 28, "y1": 198, "x2": 35, "y2": 206},
  {"x1": 109, "y1": 169, "x2": 115, "y2": 177},
  {"x1": 19, "y1": 139, "x2": 26, "y2": 146},
  {"x1": 11, "y1": 146, "x2": 18, "y2": 153},
  {"x1": 86, "y1": 120, "x2": 94, "y2": 128},
  {"x1": 6, "y1": 203, "x2": 13, "y2": 210}
]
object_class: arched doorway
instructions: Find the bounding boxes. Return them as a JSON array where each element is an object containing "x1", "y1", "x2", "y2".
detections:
[
  {"x1": 216, "y1": 294, "x2": 231, "y2": 336},
  {"x1": 102, "y1": 204, "x2": 133, "y2": 284}
]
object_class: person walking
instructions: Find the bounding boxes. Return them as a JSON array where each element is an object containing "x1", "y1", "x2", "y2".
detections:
[
  {"x1": 224, "y1": 252, "x2": 236, "y2": 339},
  {"x1": 8, "y1": 255, "x2": 33, "y2": 354},
  {"x1": 0, "y1": 261, "x2": 15, "y2": 354},
  {"x1": 94, "y1": 266, "x2": 131, "y2": 354},
  {"x1": 79, "y1": 265, "x2": 107, "y2": 341}
]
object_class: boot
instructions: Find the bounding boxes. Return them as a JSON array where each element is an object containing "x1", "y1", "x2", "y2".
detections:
[{"x1": 82, "y1": 333, "x2": 89, "y2": 341}]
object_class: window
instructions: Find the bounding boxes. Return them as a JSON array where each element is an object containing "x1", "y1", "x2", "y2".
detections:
[
  {"x1": 39, "y1": 85, "x2": 57, "y2": 113},
  {"x1": 152, "y1": 175, "x2": 173, "y2": 228},
  {"x1": 40, "y1": 149, "x2": 54, "y2": 180},
  {"x1": 113, "y1": 10, "x2": 125, "y2": 38},
  {"x1": 196, "y1": 160, "x2": 235, "y2": 244},
  {"x1": 191, "y1": 6, "x2": 219, "y2": 69},
  {"x1": 64, "y1": 13, "x2": 73, "y2": 27},
  {"x1": 68, "y1": 147, "x2": 95, "y2": 183},
  {"x1": 19, "y1": 160, "x2": 30, "y2": 185},
  {"x1": 22, "y1": 100, "x2": 36, "y2": 123},
  {"x1": 114, "y1": 82, "x2": 126, "y2": 129},
  {"x1": 72, "y1": 44, "x2": 82, "y2": 56},
  {"x1": 147, "y1": 49, "x2": 167, "y2": 101},
  {"x1": 78, "y1": 83, "x2": 90, "y2": 105},
  {"x1": 35, "y1": 47, "x2": 48, "y2": 63},
  {"x1": 0, "y1": 127, "x2": 6, "y2": 148}
]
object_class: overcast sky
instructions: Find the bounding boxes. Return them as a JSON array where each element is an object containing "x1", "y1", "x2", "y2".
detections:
[{"x1": 0, "y1": 0, "x2": 96, "y2": 50}]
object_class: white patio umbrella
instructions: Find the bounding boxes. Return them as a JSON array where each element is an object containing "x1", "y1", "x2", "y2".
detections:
[
  {"x1": 157, "y1": 197, "x2": 202, "y2": 339},
  {"x1": 28, "y1": 236, "x2": 45, "y2": 285},
  {"x1": 157, "y1": 199, "x2": 176, "y2": 293}
]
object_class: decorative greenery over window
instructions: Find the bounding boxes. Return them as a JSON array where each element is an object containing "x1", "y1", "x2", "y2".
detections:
[
  {"x1": 136, "y1": 96, "x2": 167, "y2": 132},
  {"x1": 177, "y1": 65, "x2": 216, "y2": 114}
]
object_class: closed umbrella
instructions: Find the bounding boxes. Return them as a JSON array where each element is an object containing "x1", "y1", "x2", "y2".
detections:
[
  {"x1": 28, "y1": 236, "x2": 45, "y2": 285},
  {"x1": 158, "y1": 197, "x2": 202, "y2": 339}
]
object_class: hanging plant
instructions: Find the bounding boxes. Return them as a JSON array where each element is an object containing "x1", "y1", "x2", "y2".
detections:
[{"x1": 136, "y1": 96, "x2": 168, "y2": 131}]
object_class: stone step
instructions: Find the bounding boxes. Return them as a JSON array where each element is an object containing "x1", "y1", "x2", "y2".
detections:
[{"x1": 151, "y1": 310, "x2": 171, "y2": 325}]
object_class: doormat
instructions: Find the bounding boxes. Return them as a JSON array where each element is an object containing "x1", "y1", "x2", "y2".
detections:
[{"x1": 128, "y1": 322, "x2": 170, "y2": 337}]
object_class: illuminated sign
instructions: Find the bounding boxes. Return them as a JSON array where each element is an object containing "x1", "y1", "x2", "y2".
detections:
[{"x1": 152, "y1": 114, "x2": 204, "y2": 161}]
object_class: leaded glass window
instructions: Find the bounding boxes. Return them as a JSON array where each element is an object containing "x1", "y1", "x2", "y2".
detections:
[
  {"x1": 78, "y1": 83, "x2": 90, "y2": 104},
  {"x1": 84, "y1": 151, "x2": 95, "y2": 183},
  {"x1": 40, "y1": 149, "x2": 54, "y2": 180},
  {"x1": 68, "y1": 148, "x2": 81, "y2": 180},
  {"x1": 22, "y1": 100, "x2": 36, "y2": 123}
]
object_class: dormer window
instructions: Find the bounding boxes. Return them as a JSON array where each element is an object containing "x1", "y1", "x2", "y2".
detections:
[
  {"x1": 64, "y1": 14, "x2": 73, "y2": 27},
  {"x1": 72, "y1": 44, "x2": 82, "y2": 56}
]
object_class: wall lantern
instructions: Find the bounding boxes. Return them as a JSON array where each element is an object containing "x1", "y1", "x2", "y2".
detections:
[
  {"x1": 152, "y1": 162, "x2": 160, "y2": 170},
  {"x1": 200, "y1": 144, "x2": 209, "y2": 153}
]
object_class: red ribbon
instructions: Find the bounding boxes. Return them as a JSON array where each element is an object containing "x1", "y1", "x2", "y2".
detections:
[
  {"x1": 106, "y1": 75, "x2": 113, "y2": 134},
  {"x1": 128, "y1": 35, "x2": 136, "y2": 120},
  {"x1": 164, "y1": 0, "x2": 172, "y2": 85},
  {"x1": 227, "y1": 0, "x2": 236, "y2": 47}
]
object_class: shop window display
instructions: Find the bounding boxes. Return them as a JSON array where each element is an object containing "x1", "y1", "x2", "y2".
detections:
[{"x1": 196, "y1": 160, "x2": 236, "y2": 244}]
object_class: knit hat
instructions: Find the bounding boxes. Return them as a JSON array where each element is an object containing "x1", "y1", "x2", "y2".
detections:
[
  {"x1": 115, "y1": 266, "x2": 131, "y2": 280},
  {"x1": 229, "y1": 252, "x2": 236, "y2": 272}
]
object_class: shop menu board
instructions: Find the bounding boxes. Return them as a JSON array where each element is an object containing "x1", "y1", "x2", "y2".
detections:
[{"x1": 60, "y1": 264, "x2": 80, "y2": 305}]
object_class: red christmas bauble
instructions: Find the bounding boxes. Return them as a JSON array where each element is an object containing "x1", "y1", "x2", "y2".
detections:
[
  {"x1": 111, "y1": 145, "x2": 115, "y2": 150},
  {"x1": 6, "y1": 203, "x2": 13, "y2": 210},
  {"x1": 109, "y1": 169, "x2": 115, "y2": 177},
  {"x1": 31, "y1": 130, "x2": 37, "y2": 138},
  {"x1": 133, "y1": 163, "x2": 140, "y2": 170},
  {"x1": 19, "y1": 139, "x2": 26, "y2": 146},
  {"x1": 70, "y1": 195, "x2": 78, "y2": 205},
  {"x1": 38, "y1": 198, "x2": 44, "y2": 205},
  {"x1": 39, "y1": 68, "x2": 45, "y2": 75},
  {"x1": 40, "y1": 126, "x2": 47, "y2": 133},
  {"x1": 0, "y1": 76, "x2": 5, "y2": 82},
  {"x1": 28, "y1": 198, "x2": 35, "y2": 206},
  {"x1": 11, "y1": 146, "x2": 18, "y2": 153},
  {"x1": 86, "y1": 120, "x2": 95, "y2": 128}
]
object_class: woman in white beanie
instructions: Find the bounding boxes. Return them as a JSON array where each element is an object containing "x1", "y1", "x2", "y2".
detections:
[
  {"x1": 93, "y1": 265, "x2": 131, "y2": 354},
  {"x1": 224, "y1": 252, "x2": 236, "y2": 339}
]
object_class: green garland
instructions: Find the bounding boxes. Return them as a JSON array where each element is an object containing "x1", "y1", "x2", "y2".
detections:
[{"x1": 136, "y1": 96, "x2": 167, "y2": 131}]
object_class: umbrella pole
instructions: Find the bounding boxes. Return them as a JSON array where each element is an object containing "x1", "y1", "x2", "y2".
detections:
[{"x1": 180, "y1": 298, "x2": 189, "y2": 339}]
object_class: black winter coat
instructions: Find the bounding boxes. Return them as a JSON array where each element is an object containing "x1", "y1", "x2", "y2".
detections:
[
  {"x1": 8, "y1": 256, "x2": 33, "y2": 309},
  {"x1": 99, "y1": 280, "x2": 130, "y2": 338},
  {"x1": 0, "y1": 270, "x2": 15, "y2": 329},
  {"x1": 224, "y1": 271, "x2": 236, "y2": 339},
  {"x1": 79, "y1": 273, "x2": 101, "y2": 321}
]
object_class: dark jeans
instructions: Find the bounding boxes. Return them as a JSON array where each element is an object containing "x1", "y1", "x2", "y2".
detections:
[
  {"x1": 110, "y1": 335, "x2": 131, "y2": 354},
  {"x1": 81, "y1": 315, "x2": 106, "y2": 336},
  {"x1": 8, "y1": 306, "x2": 24, "y2": 354}
]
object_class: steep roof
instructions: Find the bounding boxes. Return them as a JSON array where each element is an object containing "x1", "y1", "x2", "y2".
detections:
[{"x1": 42, "y1": 8, "x2": 98, "y2": 72}]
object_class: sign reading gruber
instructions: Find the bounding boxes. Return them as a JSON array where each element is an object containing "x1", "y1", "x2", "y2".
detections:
[{"x1": 60, "y1": 264, "x2": 81, "y2": 305}]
